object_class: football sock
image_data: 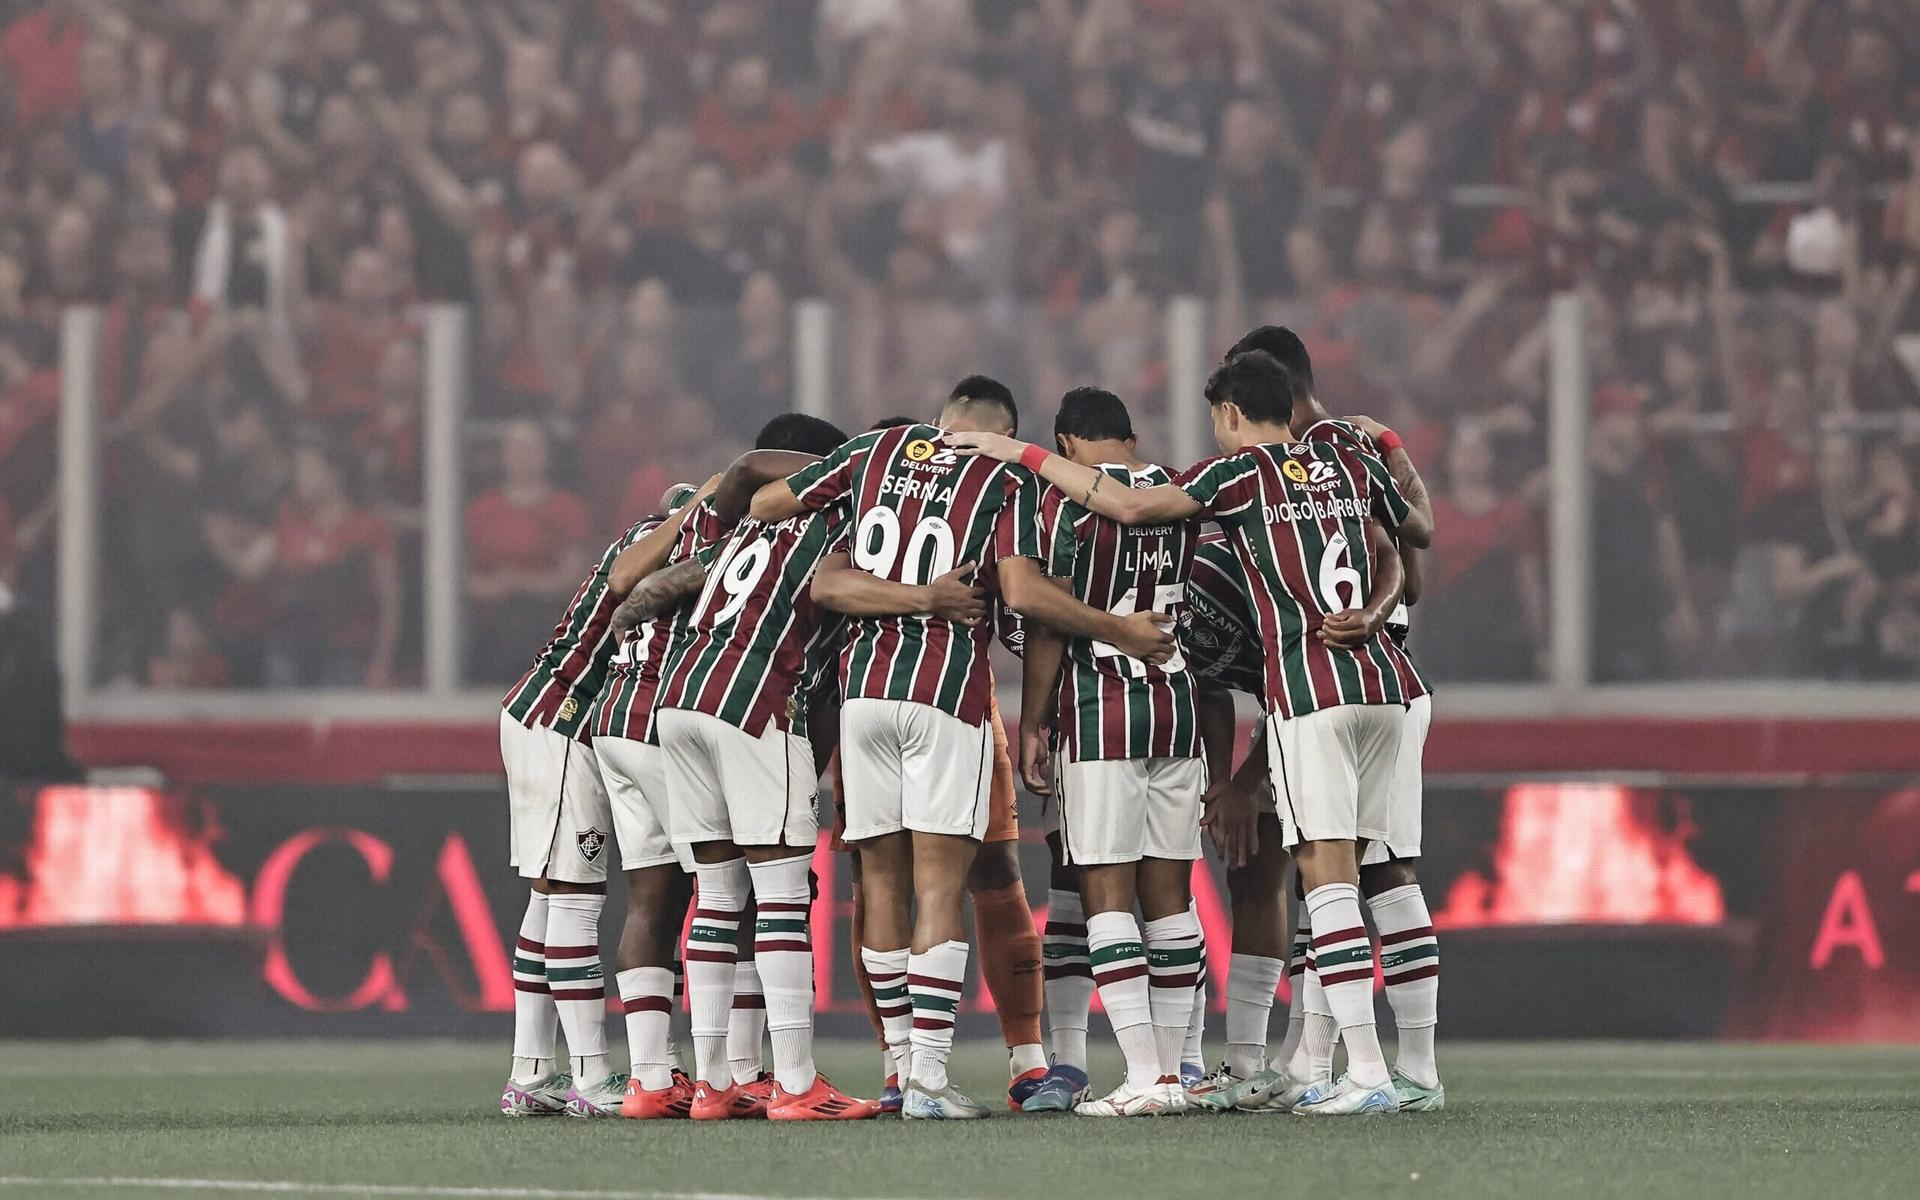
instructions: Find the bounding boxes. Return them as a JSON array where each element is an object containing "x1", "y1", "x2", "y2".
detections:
[
  {"x1": 1088, "y1": 911, "x2": 1161, "y2": 1089},
  {"x1": 667, "y1": 957, "x2": 685, "y2": 1072},
  {"x1": 728, "y1": 957, "x2": 767, "y2": 1085},
  {"x1": 749, "y1": 856, "x2": 817, "y2": 1093},
  {"x1": 861, "y1": 946, "x2": 912, "y2": 1084},
  {"x1": 906, "y1": 940, "x2": 969, "y2": 1091},
  {"x1": 616, "y1": 966, "x2": 675, "y2": 1090},
  {"x1": 687, "y1": 858, "x2": 748, "y2": 1086},
  {"x1": 1184, "y1": 901, "x2": 1208, "y2": 1070},
  {"x1": 1041, "y1": 888, "x2": 1094, "y2": 1072},
  {"x1": 1145, "y1": 908, "x2": 1204, "y2": 1077},
  {"x1": 545, "y1": 892, "x2": 609, "y2": 1083},
  {"x1": 1370, "y1": 883, "x2": 1441, "y2": 1088},
  {"x1": 510, "y1": 891, "x2": 556, "y2": 1082},
  {"x1": 1226, "y1": 953, "x2": 1286, "y2": 1078},
  {"x1": 1276, "y1": 899, "x2": 1312, "y2": 1071},
  {"x1": 1307, "y1": 881, "x2": 1389, "y2": 1089}
]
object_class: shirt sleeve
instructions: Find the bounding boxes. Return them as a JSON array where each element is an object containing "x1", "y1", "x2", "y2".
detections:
[
  {"x1": 785, "y1": 430, "x2": 876, "y2": 512},
  {"x1": 667, "y1": 499, "x2": 725, "y2": 565},
  {"x1": 1177, "y1": 453, "x2": 1261, "y2": 519},
  {"x1": 991, "y1": 464, "x2": 1044, "y2": 565}
]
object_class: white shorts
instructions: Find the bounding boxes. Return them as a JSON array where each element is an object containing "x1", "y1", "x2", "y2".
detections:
[
  {"x1": 839, "y1": 698, "x2": 993, "y2": 841},
  {"x1": 594, "y1": 735, "x2": 690, "y2": 871},
  {"x1": 500, "y1": 711, "x2": 614, "y2": 883},
  {"x1": 658, "y1": 708, "x2": 818, "y2": 848},
  {"x1": 1265, "y1": 703, "x2": 1405, "y2": 848},
  {"x1": 1057, "y1": 755, "x2": 1205, "y2": 866},
  {"x1": 1363, "y1": 694, "x2": 1430, "y2": 865}
]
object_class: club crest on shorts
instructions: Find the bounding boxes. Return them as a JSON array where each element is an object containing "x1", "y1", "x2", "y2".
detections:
[{"x1": 576, "y1": 826, "x2": 606, "y2": 862}]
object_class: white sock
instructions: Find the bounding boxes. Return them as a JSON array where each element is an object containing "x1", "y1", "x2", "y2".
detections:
[
  {"x1": 1370, "y1": 883, "x2": 1440, "y2": 1087},
  {"x1": 728, "y1": 958, "x2": 767, "y2": 1084},
  {"x1": 906, "y1": 940, "x2": 969, "y2": 1091},
  {"x1": 510, "y1": 891, "x2": 556, "y2": 1082},
  {"x1": 687, "y1": 859, "x2": 749, "y2": 1086},
  {"x1": 668, "y1": 958, "x2": 685, "y2": 1072},
  {"x1": 545, "y1": 892, "x2": 609, "y2": 1083},
  {"x1": 1306, "y1": 881, "x2": 1388, "y2": 1088},
  {"x1": 1226, "y1": 953, "x2": 1286, "y2": 1078},
  {"x1": 749, "y1": 855, "x2": 817, "y2": 1093},
  {"x1": 1088, "y1": 911, "x2": 1161, "y2": 1089},
  {"x1": 1183, "y1": 900, "x2": 1207, "y2": 1071},
  {"x1": 1144, "y1": 909, "x2": 1203, "y2": 1078},
  {"x1": 862, "y1": 946, "x2": 912, "y2": 1083},
  {"x1": 617, "y1": 966, "x2": 675, "y2": 1090},
  {"x1": 1041, "y1": 889, "x2": 1093, "y2": 1072},
  {"x1": 1276, "y1": 897, "x2": 1312, "y2": 1071}
]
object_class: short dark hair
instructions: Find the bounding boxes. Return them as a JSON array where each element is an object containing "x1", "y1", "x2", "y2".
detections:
[
  {"x1": 1225, "y1": 325, "x2": 1313, "y2": 391},
  {"x1": 946, "y1": 374, "x2": 1019, "y2": 436},
  {"x1": 869, "y1": 416, "x2": 916, "y2": 430},
  {"x1": 1205, "y1": 351, "x2": 1296, "y2": 426},
  {"x1": 755, "y1": 413, "x2": 849, "y2": 456},
  {"x1": 1054, "y1": 386, "x2": 1134, "y2": 445}
]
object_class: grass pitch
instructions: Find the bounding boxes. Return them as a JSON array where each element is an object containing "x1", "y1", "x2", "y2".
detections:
[{"x1": 2, "y1": 1039, "x2": 1916, "y2": 1200}]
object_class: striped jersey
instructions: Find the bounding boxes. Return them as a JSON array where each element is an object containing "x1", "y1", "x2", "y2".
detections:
[
  {"x1": 656, "y1": 503, "x2": 851, "y2": 737},
  {"x1": 784, "y1": 423, "x2": 1039, "y2": 725},
  {"x1": 1181, "y1": 532, "x2": 1266, "y2": 699},
  {"x1": 1177, "y1": 440, "x2": 1427, "y2": 720},
  {"x1": 585, "y1": 503, "x2": 729, "y2": 744},
  {"x1": 503, "y1": 519, "x2": 656, "y2": 740},
  {"x1": 1300, "y1": 419, "x2": 1428, "y2": 682},
  {"x1": 1036, "y1": 464, "x2": 1200, "y2": 762}
]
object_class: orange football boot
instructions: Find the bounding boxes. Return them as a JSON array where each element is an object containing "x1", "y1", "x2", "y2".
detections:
[{"x1": 767, "y1": 1074, "x2": 882, "y2": 1121}]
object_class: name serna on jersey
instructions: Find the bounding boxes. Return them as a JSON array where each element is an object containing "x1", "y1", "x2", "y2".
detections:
[
  {"x1": 785, "y1": 422, "x2": 1038, "y2": 725},
  {"x1": 503, "y1": 518, "x2": 654, "y2": 740},
  {"x1": 1039, "y1": 464, "x2": 1199, "y2": 762},
  {"x1": 655, "y1": 500, "x2": 850, "y2": 737},
  {"x1": 1177, "y1": 439, "x2": 1427, "y2": 720},
  {"x1": 1181, "y1": 531, "x2": 1266, "y2": 699}
]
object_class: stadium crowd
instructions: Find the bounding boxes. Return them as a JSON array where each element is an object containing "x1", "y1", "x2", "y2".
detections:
[{"x1": 1, "y1": 0, "x2": 1918, "y2": 687}]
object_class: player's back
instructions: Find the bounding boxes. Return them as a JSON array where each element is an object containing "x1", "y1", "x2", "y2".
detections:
[
  {"x1": 1181, "y1": 531, "x2": 1265, "y2": 700},
  {"x1": 1042, "y1": 463, "x2": 1199, "y2": 760},
  {"x1": 503, "y1": 521, "x2": 646, "y2": 736},
  {"x1": 835, "y1": 422, "x2": 1033, "y2": 724},
  {"x1": 658, "y1": 503, "x2": 848, "y2": 736}
]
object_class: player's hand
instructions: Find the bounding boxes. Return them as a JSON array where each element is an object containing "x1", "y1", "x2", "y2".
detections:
[
  {"x1": 945, "y1": 431, "x2": 1025, "y2": 463},
  {"x1": 926, "y1": 561, "x2": 987, "y2": 625},
  {"x1": 1347, "y1": 414, "x2": 1389, "y2": 443},
  {"x1": 1201, "y1": 773, "x2": 1259, "y2": 870},
  {"x1": 1114, "y1": 609, "x2": 1176, "y2": 664},
  {"x1": 1019, "y1": 724, "x2": 1053, "y2": 795},
  {"x1": 1318, "y1": 608, "x2": 1381, "y2": 647}
]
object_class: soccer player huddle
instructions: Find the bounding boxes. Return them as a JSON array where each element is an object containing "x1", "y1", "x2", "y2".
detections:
[{"x1": 495, "y1": 325, "x2": 1443, "y2": 1122}]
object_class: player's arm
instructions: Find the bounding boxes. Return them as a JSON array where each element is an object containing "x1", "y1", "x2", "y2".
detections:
[
  {"x1": 808, "y1": 552, "x2": 988, "y2": 624},
  {"x1": 607, "y1": 472, "x2": 721, "y2": 595},
  {"x1": 610, "y1": 559, "x2": 706, "y2": 637},
  {"x1": 1345, "y1": 416, "x2": 1434, "y2": 549},
  {"x1": 947, "y1": 433, "x2": 1204, "y2": 525},
  {"x1": 1319, "y1": 519, "x2": 1406, "y2": 648},
  {"x1": 1017, "y1": 622, "x2": 1066, "y2": 795},
  {"x1": 1401, "y1": 543, "x2": 1425, "y2": 607},
  {"x1": 750, "y1": 432, "x2": 874, "y2": 524},
  {"x1": 713, "y1": 450, "x2": 822, "y2": 525},
  {"x1": 1196, "y1": 683, "x2": 1268, "y2": 870},
  {"x1": 997, "y1": 556, "x2": 1175, "y2": 664}
]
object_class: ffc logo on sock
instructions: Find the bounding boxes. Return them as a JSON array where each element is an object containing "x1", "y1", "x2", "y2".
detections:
[{"x1": 576, "y1": 826, "x2": 606, "y2": 861}]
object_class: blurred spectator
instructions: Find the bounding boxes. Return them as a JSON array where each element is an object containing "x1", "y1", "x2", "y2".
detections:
[
  {"x1": 464, "y1": 420, "x2": 589, "y2": 683},
  {"x1": 1421, "y1": 424, "x2": 1545, "y2": 683}
]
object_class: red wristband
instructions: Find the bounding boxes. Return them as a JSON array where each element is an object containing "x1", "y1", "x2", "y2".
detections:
[
  {"x1": 1019, "y1": 444, "x2": 1051, "y2": 472},
  {"x1": 1375, "y1": 428, "x2": 1404, "y2": 454}
]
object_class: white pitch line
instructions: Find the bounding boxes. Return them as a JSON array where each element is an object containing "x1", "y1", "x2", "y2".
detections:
[{"x1": 0, "y1": 1180, "x2": 901, "y2": 1200}]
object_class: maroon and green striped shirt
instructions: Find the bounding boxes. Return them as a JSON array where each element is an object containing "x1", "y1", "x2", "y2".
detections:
[
  {"x1": 586, "y1": 504, "x2": 727, "y2": 744},
  {"x1": 656, "y1": 502, "x2": 851, "y2": 737},
  {"x1": 1177, "y1": 440, "x2": 1427, "y2": 720},
  {"x1": 1300, "y1": 419, "x2": 1430, "y2": 692},
  {"x1": 784, "y1": 423, "x2": 1039, "y2": 725},
  {"x1": 1182, "y1": 531, "x2": 1266, "y2": 699},
  {"x1": 503, "y1": 518, "x2": 659, "y2": 741},
  {"x1": 1035, "y1": 465, "x2": 1200, "y2": 762}
]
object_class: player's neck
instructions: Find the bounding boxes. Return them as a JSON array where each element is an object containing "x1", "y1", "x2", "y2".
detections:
[
  {"x1": 1239, "y1": 419, "x2": 1296, "y2": 449},
  {"x1": 1069, "y1": 440, "x2": 1145, "y2": 470},
  {"x1": 1291, "y1": 396, "x2": 1333, "y2": 434}
]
